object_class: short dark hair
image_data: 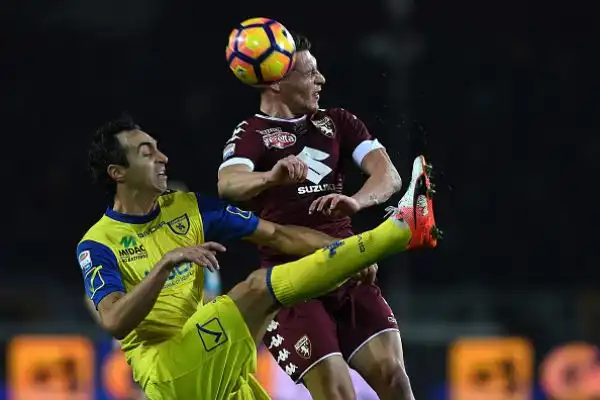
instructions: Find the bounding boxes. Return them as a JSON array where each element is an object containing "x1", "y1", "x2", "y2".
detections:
[
  {"x1": 88, "y1": 115, "x2": 140, "y2": 198},
  {"x1": 291, "y1": 32, "x2": 312, "y2": 52}
]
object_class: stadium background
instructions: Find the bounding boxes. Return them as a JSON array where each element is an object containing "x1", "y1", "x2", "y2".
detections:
[{"x1": 1, "y1": 0, "x2": 597, "y2": 398}]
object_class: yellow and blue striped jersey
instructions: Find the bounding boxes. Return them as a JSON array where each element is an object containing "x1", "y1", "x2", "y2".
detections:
[{"x1": 76, "y1": 190, "x2": 258, "y2": 383}]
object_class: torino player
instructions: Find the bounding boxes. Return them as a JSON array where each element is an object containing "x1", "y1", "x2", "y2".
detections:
[{"x1": 218, "y1": 33, "x2": 413, "y2": 400}]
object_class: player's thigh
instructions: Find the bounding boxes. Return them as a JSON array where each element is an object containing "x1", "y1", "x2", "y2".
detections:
[
  {"x1": 147, "y1": 295, "x2": 259, "y2": 400},
  {"x1": 335, "y1": 282, "x2": 400, "y2": 362},
  {"x1": 338, "y1": 283, "x2": 411, "y2": 394},
  {"x1": 262, "y1": 300, "x2": 349, "y2": 385}
]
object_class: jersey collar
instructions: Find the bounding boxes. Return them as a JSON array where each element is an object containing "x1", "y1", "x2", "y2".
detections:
[
  {"x1": 105, "y1": 205, "x2": 161, "y2": 224},
  {"x1": 255, "y1": 111, "x2": 307, "y2": 123}
]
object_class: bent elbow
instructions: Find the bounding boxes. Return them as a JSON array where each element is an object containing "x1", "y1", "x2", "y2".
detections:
[
  {"x1": 389, "y1": 170, "x2": 403, "y2": 194},
  {"x1": 217, "y1": 177, "x2": 242, "y2": 201},
  {"x1": 101, "y1": 316, "x2": 129, "y2": 340},
  {"x1": 217, "y1": 179, "x2": 229, "y2": 199},
  {"x1": 107, "y1": 324, "x2": 130, "y2": 341},
  {"x1": 112, "y1": 330, "x2": 127, "y2": 341}
]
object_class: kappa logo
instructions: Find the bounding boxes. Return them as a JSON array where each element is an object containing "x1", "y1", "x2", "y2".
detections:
[
  {"x1": 311, "y1": 115, "x2": 336, "y2": 138},
  {"x1": 262, "y1": 132, "x2": 297, "y2": 149},
  {"x1": 294, "y1": 335, "x2": 312, "y2": 359}
]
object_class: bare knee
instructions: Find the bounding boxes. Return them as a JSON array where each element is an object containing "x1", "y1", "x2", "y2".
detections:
[
  {"x1": 367, "y1": 358, "x2": 413, "y2": 400},
  {"x1": 227, "y1": 269, "x2": 279, "y2": 344},
  {"x1": 304, "y1": 358, "x2": 356, "y2": 400},
  {"x1": 229, "y1": 269, "x2": 272, "y2": 306}
]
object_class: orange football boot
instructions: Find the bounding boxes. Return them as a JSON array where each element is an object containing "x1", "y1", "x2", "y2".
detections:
[{"x1": 386, "y1": 155, "x2": 442, "y2": 249}]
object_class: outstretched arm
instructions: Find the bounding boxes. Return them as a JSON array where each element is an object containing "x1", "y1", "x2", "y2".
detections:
[
  {"x1": 244, "y1": 219, "x2": 335, "y2": 256},
  {"x1": 197, "y1": 194, "x2": 336, "y2": 257}
]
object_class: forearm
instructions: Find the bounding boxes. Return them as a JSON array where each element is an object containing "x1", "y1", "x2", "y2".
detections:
[
  {"x1": 218, "y1": 171, "x2": 276, "y2": 201},
  {"x1": 270, "y1": 224, "x2": 336, "y2": 256},
  {"x1": 102, "y1": 264, "x2": 170, "y2": 339},
  {"x1": 352, "y1": 169, "x2": 402, "y2": 209}
]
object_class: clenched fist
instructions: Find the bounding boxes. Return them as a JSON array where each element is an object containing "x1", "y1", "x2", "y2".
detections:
[{"x1": 266, "y1": 155, "x2": 308, "y2": 185}]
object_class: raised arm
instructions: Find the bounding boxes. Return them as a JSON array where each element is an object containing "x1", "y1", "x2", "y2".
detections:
[
  {"x1": 309, "y1": 109, "x2": 402, "y2": 216},
  {"x1": 351, "y1": 147, "x2": 402, "y2": 209},
  {"x1": 77, "y1": 241, "x2": 170, "y2": 339},
  {"x1": 218, "y1": 164, "x2": 276, "y2": 201},
  {"x1": 77, "y1": 241, "x2": 223, "y2": 339},
  {"x1": 218, "y1": 157, "x2": 307, "y2": 202},
  {"x1": 341, "y1": 108, "x2": 402, "y2": 208},
  {"x1": 217, "y1": 120, "x2": 307, "y2": 201}
]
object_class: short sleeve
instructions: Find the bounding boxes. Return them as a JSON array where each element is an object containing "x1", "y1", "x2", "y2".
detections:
[
  {"x1": 76, "y1": 240, "x2": 125, "y2": 309},
  {"x1": 218, "y1": 120, "x2": 266, "y2": 172},
  {"x1": 196, "y1": 193, "x2": 260, "y2": 242},
  {"x1": 334, "y1": 108, "x2": 385, "y2": 168}
]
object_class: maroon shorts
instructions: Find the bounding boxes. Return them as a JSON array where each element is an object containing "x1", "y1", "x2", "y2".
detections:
[{"x1": 262, "y1": 280, "x2": 399, "y2": 383}]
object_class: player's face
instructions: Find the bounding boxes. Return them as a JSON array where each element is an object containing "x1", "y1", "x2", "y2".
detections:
[
  {"x1": 280, "y1": 50, "x2": 326, "y2": 114},
  {"x1": 116, "y1": 130, "x2": 169, "y2": 193}
]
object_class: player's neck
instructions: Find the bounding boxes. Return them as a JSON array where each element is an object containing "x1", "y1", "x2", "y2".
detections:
[
  {"x1": 112, "y1": 188, "x2": 159, "y2": 216},
  {"x1": 259, "y1": 96, "x2": 302, "y2": 120}
]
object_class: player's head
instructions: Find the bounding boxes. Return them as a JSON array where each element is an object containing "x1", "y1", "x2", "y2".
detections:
[
  {"x1": 88, "y1": 115, "x2": 169, "y2": 200},
  {"x1": 268, "y1": 32, "x2": 325, "y2": 115}
]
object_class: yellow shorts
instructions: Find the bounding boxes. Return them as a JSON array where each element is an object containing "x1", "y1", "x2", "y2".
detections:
[{"x1": 143, "y1": 295, "x2": 271, "y2": 400}]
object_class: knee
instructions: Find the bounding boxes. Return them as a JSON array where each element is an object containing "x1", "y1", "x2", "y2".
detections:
[
  {"x1": 310, "y1": 380, "x2": 356, "y2": 400},
  {"x1": 371, "y1": 359, "x2": 413, "y2": 400},
  {"x1": 305, "y1": 368, "x2": 356, "y2": 400},
  {"x1": 244, "y1": 269, "x2": 268, "y2": 293},
  {"x1": 230, "y1": 269, "x2": 274, "y2": 310}
]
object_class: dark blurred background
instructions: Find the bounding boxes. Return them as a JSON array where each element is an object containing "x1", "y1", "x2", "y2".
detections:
[{"x1": 1, "y1": 0, "x2": 598, "y2": 398}]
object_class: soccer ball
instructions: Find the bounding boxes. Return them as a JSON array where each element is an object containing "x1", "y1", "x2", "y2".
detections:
[{"x1": 226, "y1": 17, "x2": 296, "y2": 86}]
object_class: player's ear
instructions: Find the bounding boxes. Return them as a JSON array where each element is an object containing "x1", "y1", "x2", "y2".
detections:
[
  {"x1": 107, "y1": 164, "x2": 127, "y2": 184},
  {"x1": 269, "y1": 81, "x2": 281, "y2": 92}
]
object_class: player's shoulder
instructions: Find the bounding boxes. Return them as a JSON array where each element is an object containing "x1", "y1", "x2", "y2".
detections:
[
  {"x1": 158, "y1": 189, "x2": 202, "y2": 217},
  {"x1": 318, "y1": 107, "x2": 359, "y2": 122},
  {"x1": 158, "y1": 189, "x2": 195, "y2": 205},
  {"x1": 309, "y1": 108, "x2": 361, "y2": 139},
  {"x1": 230, "y1": 114, "x2": 275, "y2": 134},
  {"x1": 78, "y1": 215, "x2": 122, "y2": 253}
]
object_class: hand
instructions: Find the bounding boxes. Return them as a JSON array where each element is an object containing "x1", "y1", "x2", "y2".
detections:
[
  {"x1": 267, "y1": 155, "x2": 308, "y2": 185},
  {"x1": 354, "y1": 263, "x2": 378, "y2": 285},
  {"x1": 309, "y1": 194, "x2": 361, "y2": 217},
  {"x1": 159, "y1": 242, "x2": 226, "y2": 273}
]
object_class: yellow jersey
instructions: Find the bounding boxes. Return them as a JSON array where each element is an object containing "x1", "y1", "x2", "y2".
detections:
[{"x1": 76, "y1": 190, "x2": 259, "y2": 385}]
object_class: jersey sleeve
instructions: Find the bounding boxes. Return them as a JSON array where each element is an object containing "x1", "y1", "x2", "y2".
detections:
[
  {"x1": 76, "y1": 240, "x2": 125, "y2": 309},
  {"x1": 218, "y1": 120, "x2": 266, "y2": 172},
  {"x1": 196, "y1": 193, "x2": 260, "y2": 242},
  {"x1": 334, "y1": 108, "x2": 385, "y2": 168}
]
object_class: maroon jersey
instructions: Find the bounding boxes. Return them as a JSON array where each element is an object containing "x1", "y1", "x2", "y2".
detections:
[{"x1": 219, "y1": 108, "x2": 383, "y2": 266}]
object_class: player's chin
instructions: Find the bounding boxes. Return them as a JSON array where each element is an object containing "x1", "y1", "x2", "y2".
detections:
[
  {"x1": 155, "y1": 179, "x2": 169, "y2": 193},
  {"x1": 305, "y1": 99, "x2": 319, "y2": 113}
]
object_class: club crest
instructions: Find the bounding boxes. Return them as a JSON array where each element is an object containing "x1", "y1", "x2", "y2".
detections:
[
  {"x1": 311, "y1": 116, "x2": 336, "y2": 138},
  {"x1": 294, "y1": 335, "x2": 312, "y2": 359},
  {"x1": 168, "y1": 214, "x2": 190, "y2": 235}
]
